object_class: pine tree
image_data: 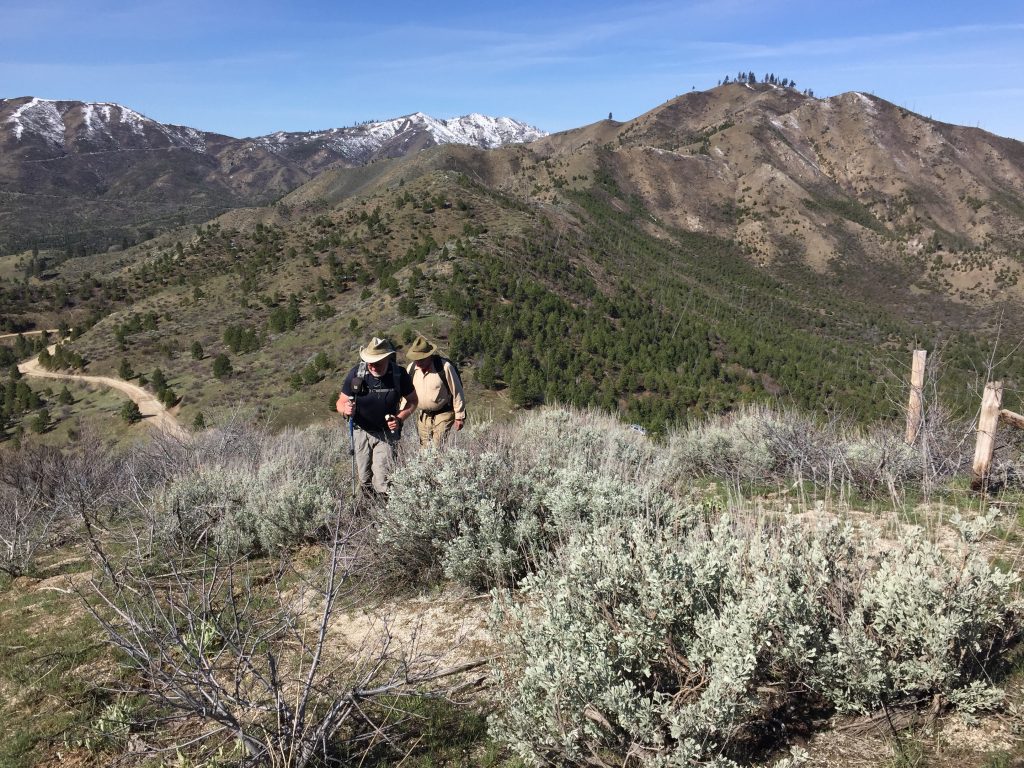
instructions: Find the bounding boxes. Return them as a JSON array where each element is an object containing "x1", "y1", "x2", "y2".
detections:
[
  {"x1": 212, "y1": 354, "x2": 233, "y2": 379},
  {"x1": 477, "y1": 356, "x2": 497, "y2": 389},
  {"x1": 31, "y1": 407, "x2": 50, "y2": 433},
  {"x1": 120, "y1": 400, "x2": 142, "y2": 424},
  {"x1": 150, "y1": 368, "x2": 168, "y2": 395},
  {"x1": 191, "y1": 341, "x2": 204, "y2": 360}
]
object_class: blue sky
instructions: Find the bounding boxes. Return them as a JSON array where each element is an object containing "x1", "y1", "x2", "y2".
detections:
[{"x1": 1, "y1": 0, "x2": 1023, "y2": 140}]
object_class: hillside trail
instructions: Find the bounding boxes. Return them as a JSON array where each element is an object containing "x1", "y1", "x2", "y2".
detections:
[{"x1": 18, "y1": 344, "x2": 189, "y2": 440}]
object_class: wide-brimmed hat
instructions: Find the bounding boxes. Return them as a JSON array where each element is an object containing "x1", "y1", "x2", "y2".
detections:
[
  {"x1": 406, "y1": 335, "x2": 439, "y2": 361},
  {"x1": 359, "y1": 337, "x2": 396, "y2": 363}
]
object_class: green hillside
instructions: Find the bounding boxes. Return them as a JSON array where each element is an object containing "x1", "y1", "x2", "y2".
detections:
[{"x1": 5, "y1": 88, "x2": 1024, "y2": 437}]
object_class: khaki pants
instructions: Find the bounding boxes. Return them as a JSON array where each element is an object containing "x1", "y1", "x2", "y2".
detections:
[
  {"x1": 354, "y1": 428, "x2": 397, "y2": 495},
  {"x1": 416, "y1": 409, "x2": 456, "y2": 447}
]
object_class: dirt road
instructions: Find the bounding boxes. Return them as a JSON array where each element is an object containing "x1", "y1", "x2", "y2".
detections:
[
  {"x1": 18, "y1": 346, "x2": 188, "y2": 440},
  {"x1": 0, "y1": 329, "x2": 59, "y2": 342}
]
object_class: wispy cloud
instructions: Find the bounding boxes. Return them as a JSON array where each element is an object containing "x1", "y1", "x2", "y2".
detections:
[{"x1": 687, "y1": 22, "x2": 1024, "y2": 61}]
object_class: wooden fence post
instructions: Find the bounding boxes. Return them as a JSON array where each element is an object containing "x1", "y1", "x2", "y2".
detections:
[
  {"x1": 971, "y1": 381, "x2": 1003, "y2": 490},
  {"x1": 905, "y1": 350, "x2": 927, "y2": 444}
]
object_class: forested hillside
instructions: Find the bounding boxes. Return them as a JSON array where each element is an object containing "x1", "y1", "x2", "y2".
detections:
[{"x1": 3, "y1": 83, "x2": 1024, "y2": 439}]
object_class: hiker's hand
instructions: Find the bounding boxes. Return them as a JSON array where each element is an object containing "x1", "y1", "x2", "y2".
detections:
[
  {"x1": 386, "y1": 414, "x2": 400, "y2": 431},
  {"x1": 454, "y1": 418, "x2": 464, "y2": 431},
  {"x1": 338, "y1": 396, "x2": 354, "y2": 416}
]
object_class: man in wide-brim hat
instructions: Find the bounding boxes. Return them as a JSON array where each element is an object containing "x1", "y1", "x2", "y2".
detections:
[
  {"x1": 337, "y1": 336, "x2": 417, "y2": 496},
  {"x1": 402, "y1": 335, "x2": 467, "y2": 447}
]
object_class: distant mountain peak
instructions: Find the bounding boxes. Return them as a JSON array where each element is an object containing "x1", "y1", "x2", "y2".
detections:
[
  {"x1": 1, "y1": 96, "x2": 545, "y2": 156},
  {"x1": 253, "y1": 111, "x2": 545, "y2": 155},
  {"x1": 0, "y1": 95, "x2": 548, "y2": 252},
  {"x1": 1, "y1": 96, "x2": 209, "y2": 153}
]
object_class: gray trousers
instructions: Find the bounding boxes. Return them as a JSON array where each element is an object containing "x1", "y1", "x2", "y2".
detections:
[{"x1": 354, "y1": 427, "x2": 397, "y2": 495}]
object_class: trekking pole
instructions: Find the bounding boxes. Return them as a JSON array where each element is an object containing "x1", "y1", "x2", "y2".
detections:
[{"x1": 347, "y1": 396, "x2": 357, "y2": 501}]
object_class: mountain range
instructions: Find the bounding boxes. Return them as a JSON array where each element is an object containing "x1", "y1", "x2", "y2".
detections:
[
  {"x1": 3, "y1": 81, "x2": 1024, "y2": 431},
  {"x1": 0, "y1": 97, "x2": 546, "y2": 252}
]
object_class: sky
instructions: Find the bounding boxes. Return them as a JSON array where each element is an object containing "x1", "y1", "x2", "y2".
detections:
[{"x1": 1, "y1": 0, "x2": 1023, "y2": 140}]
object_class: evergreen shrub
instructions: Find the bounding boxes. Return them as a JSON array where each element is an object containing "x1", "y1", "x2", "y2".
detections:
[
  {"x1": 662, "y1": 405, "x2": 959, "y2": 497},
  {"x1": 491, "y1": 507, "x2": 1019, "y2": 766},
  {"x1": 155, "y1": 423, "x2": 345, "y2": 556},
  {"x1": 380, "y1": 409, "x2": 663, "y2": 589}
]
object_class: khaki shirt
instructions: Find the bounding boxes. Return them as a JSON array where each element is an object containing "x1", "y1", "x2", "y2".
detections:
[{"x1": 405, "y1": 358, "x2": 467, "y2": 421}]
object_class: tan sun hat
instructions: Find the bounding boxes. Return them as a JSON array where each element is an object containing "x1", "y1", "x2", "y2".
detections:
[
  {"x1": 405, "y1": 335, "x2": 439, "y2": 361},
  {"x1": 359, "y1": 336, "x2": 396, "y2": 363}
]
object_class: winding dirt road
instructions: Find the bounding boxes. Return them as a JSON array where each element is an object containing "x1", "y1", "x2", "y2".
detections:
[
  {"x1": 17, "y1": 345, "x2": 188, "y2": 440},
  {"x1": 0, "y1": 329, "x2": 59, "y2": 342}
]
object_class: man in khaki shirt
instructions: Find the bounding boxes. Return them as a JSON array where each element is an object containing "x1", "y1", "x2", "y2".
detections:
[{"x1": 403, "y1": 335, "x2": 467, "y2": 447}]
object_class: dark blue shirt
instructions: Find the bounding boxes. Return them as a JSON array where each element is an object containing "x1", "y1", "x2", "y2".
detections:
[{"x1": 341, "y1": 362, "x2": 414, "y2": 433}]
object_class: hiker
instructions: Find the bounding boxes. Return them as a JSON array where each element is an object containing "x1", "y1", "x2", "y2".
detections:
[
  {"x1": 336, "y1": 337, "x2": 417, "y2": 497},
  {"x1": 403, "y1": 335, "x2": 467, "y2": 447}
]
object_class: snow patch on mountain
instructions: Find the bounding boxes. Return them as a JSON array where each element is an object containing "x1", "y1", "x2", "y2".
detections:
[
  {"x1": 116, "y1": 104, "x2": 149, "y2": 135},
  {"x1": 851, "y1": 92, "x2": 879, "y2": 116},
  {"x1": 6, "y1": 98, "x2": 65, "y2": 145},
  {"x1": 5, "y1": 98, "x2": 210, "y2": 152}
]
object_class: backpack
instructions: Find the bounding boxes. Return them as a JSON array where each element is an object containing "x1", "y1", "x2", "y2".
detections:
[
  {"x1": 355, "y1": 359, "x2": 403, "y2": 393},
  {"x1": 407, "y1": 355, "x2": 461, "y2": 394}
]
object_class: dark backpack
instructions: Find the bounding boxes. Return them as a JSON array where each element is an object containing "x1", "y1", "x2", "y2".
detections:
[
  {"x1": 407, "y1": 355, "x2": 461, "y2": 394},
  {"x1": 356, "y1": 359, "x2": 403, "y2": 393},
  {"x1": 434, "y1": 355, "x2": 461, "y2": 384}
]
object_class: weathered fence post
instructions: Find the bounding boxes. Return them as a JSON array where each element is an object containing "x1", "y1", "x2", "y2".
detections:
[
  {"x1": 971, "y1": 381, "x2": 1003, "y2": 491},
  {"x1": 905, "y1": 349, "x2": 927, "y2": 444}
]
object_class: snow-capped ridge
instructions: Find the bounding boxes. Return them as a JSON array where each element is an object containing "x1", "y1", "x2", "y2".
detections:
[
  {"x1": 252, "y1": 111, "x2": 546, "y2": 158},
  {"x1": 3, "y1": 97, "x2": 208, "y2": 152},
  {"x1": 4, "y1": 96, "x2": 544, "y2": 163}
]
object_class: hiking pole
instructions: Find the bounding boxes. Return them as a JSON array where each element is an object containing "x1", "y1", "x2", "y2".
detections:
[
  {"x1": 348, "y1": 410, "x2": 357, "y2": 500},
  {"x1": 347, "y1": 381, "x2": 361, "y2": 502}
]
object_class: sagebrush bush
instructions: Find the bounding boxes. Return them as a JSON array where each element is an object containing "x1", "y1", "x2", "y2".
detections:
[
  {"x1": 817, "y1": 508, "x2": 1020, "y2": 715},
  {"x1": 379, "y1": 409, "x2": 666, "y2": 589},
  {"x1": 659, "y1": 404, "x2": 971, "y2": 498},
  {"x1": 490, "y1": 505, "x2": 1020, "y2": 766},
  {"x1": 664, "y1": 408, "x2": 779, "y2": 481},
  {"x1": 380, "y1": 450, "x2": 665, "y2": 589},
  {"x1": 843, "y1": 429, "x2": 921, "y2": 497},
  {"x1": 378, "y1": 403, "x2": 1005, "y2": 593},
  {"x1": 153, "y1": 423, "x2": 346, "y2": 555}
]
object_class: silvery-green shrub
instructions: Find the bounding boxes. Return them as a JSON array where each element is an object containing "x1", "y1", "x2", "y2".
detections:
[
  {"x1": 659, "y1": 405, "x2": 952, "y2": 499},
  {"x1": 664, "y1": 410, "x2": 777, "y2": 481},
  {"x1": 814, "y1": 508, "x2": 1019, "y2": 715},
  {"x1": 490, "y1": 505, "x2": 1019, "y2": 766},
  {"x1": 378, "y1": 448, "x2": 542, "y2": 588},
  {"x1": 380, "y1": 444, "x2": 664, "y2": 589},
  {"x1": 155, "y1": 423, "x2": 346, "y2": 556},
  {"x1": 380, "y1": 409, "x2": 666, "y2": 589},
  {"x1": 843, "y1": 429, "x2": 921, "y2": 496}
]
